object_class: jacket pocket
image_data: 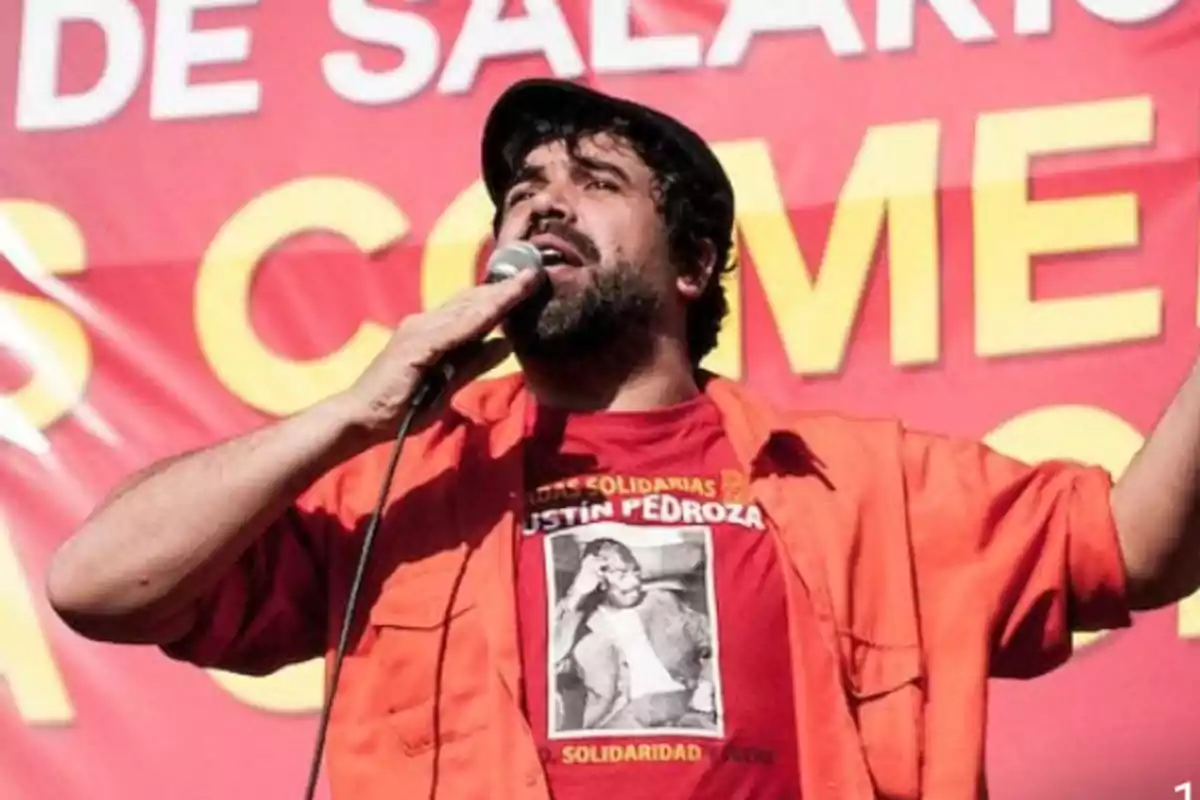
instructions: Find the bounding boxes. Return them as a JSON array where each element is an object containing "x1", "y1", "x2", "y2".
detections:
[
  {"x1": 353, "y1": 569, "x2": 490, "y2": 755},
  {"x1": 844, "y1": 636, "x2": 925, "y2": 800}
]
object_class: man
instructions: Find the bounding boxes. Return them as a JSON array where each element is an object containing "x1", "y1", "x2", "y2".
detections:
[
  {"x1": 550, "y1": 535, "x2": 715, "y2": 733},
  {"x1": 45, "y1": 78, "x2": 1200, "y2": 799}
]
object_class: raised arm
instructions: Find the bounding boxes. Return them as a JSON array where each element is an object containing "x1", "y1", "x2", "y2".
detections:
[
  {"x1": 1111, "y1": 360, "x2": 1200, "y2": 611},
  {"x1": 46, "y1": 395, "x2": 369, "y2": 647},
  {"x1": 46, "y1": 269, "x2": 544, "y2": 649}
]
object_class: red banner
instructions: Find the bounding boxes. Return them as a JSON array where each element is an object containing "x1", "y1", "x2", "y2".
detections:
[{"x1": 2, "y1": 1, "x2": 1198, "y2": 797}]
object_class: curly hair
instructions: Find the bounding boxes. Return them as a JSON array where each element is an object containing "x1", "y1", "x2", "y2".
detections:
[{"x1": 491, "y1": 114, "x2": 735, "y2": 368}]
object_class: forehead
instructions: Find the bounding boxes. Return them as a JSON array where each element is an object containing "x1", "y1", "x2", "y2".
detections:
[
  {"x1": 596, "y1": 545, "x2": 638, "y2": 567},
  {"x1": 519, "y1": 132, "x2": 653, "y2": 180}
]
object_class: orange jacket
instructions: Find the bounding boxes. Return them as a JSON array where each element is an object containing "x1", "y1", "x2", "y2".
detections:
[{"x1": 166, "y1": 374, "x2": 1130, "y2": 799}]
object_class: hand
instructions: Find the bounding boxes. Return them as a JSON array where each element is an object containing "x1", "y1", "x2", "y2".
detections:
[
  {"x1": 566, "y1": 554, "x2": 606, "y2": 606},
  {"x1": 338, "y1": 268, "x2": 545, "y2": 442}
]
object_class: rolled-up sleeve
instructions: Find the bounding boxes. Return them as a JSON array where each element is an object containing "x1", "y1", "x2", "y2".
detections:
[
  {"x1": 1060, "y1": 465, "x2": 1131, "y2": 633},
  {"x1": 159, "y1": 482, "x2": 339, "y2": 677},
  {"x1": 902, "y1": 430, "x2": 1131, "y2": 678}
]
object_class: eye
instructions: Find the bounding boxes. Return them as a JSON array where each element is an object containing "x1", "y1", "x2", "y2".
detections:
[
  {"x1": 505, "y1": 188, "x2": 533, "y2": 208},
  {"x1": 587, "y1": 178, "x2": 620, "y2": 192}
]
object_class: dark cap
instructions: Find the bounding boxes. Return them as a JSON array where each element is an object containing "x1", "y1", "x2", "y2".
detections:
[{"x1": 480, "y1": 78, "x2": 734, "y2": 234}]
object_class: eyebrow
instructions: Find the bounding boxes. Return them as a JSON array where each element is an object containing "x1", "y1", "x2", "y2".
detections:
[
  {"x1": 571, "y1": 154, "x2": 631, "y2": 185},
  {"x1": 510, "y1": 163, "x2": 545, "y2": 189},
  {"x1": 507, "y1": 153, "x2": 632, "y2": 193}
]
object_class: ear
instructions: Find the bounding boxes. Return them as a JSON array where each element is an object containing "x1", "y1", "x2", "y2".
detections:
[{"x1": 676, "y1": 239, "x2": 718, "y2": 301}]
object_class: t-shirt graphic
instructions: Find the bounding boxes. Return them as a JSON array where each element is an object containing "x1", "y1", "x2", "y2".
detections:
[
  {"x1": 517, "y1": 397, "x2": 802, "y2": 799},
  {"x1": 546, "y1": 521, "x2": 723, "y2": 738}
]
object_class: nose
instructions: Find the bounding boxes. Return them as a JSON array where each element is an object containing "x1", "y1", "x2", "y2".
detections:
[{"x1": 528, "y1": 182, "x2": 576, "y2": 226}]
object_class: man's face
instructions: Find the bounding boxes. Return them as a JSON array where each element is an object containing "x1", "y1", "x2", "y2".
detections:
[
  {"x1": 493, "y1": 132, "x2": 677, "y2": 362},
  {"x1": 596, "y1": 548, "x2": 644, "y2": 609}
]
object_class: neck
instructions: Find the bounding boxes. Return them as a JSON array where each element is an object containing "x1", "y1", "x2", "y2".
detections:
[{"x1": 519, "y1": 336, "x2": 700, "y2": 412}]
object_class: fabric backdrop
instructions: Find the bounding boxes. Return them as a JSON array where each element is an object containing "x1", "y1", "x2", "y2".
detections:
[{"x1": 1, "y1": 1, "x2": 1197, "y2": 797}]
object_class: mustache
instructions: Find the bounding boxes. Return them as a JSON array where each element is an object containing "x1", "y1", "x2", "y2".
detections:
[{"x1": 525, "y1": 219, "x2": 601, "y2": 264}]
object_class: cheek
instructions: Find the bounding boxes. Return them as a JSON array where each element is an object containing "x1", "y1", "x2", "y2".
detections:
[
  {"x1": 631, "y1": 214, "x2": 673, "y2": 269},
  {"x1": 593, "y1": 205, "x2": 665, "y2": 260},
  {"x1": 495, "y1": 210, "x2": 528, "y2": 244}
]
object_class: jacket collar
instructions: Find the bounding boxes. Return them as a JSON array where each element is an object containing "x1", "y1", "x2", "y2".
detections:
[{"x1": 448, "y1": 370, "x2": 784, "y2": 473}]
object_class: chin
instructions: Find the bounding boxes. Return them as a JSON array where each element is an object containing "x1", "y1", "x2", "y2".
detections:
[
  {"x1": 545, "y1": 264, "x2": 592, "y2": 290},
  {"x1": 611, "y1": 591, "x2": 642, "y2": 608}
]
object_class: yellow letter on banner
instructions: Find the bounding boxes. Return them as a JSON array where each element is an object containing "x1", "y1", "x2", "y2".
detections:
[
  {"x1": 974, "y1": 97, "x2": 1157, "y2": 358},
  {"x1": 196, "y1": 178, "x2": 404, "y2": 417},
  {"x1": 421, "y1": 179, "x2": 493, "y2": 310},
  {"x1": 0, "y1": 512, "x2": 73, "y2": 723},
  {"x1": 1180, "y1": 587, "x2": 1200, "y2": 640},
  {"x1": 419, "y1": 178, "x2": 526, "y2": 380},
  {"x1": 715, "y1": 126, "x2": 940, "y2": 377},
  {"x1": 0, "y1": 202, "x2": 91, "y2": 448},
  {"x1": 209, "y1": 658, "x2": 323, "y2": 713},
  {"x1": 984, "y1": 404, "x2": 1143, "y2": 649}
]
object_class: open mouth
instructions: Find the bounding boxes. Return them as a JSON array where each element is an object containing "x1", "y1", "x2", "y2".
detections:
[
  {"x1": 529, "y1": 235, "x2": 586, "y2": 268},
  {"x1": 539, "y1": 248, "x2": 572, "y2": 267}
]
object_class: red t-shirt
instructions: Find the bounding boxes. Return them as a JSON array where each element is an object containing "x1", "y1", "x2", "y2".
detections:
[{"x1": 517, "y1": 394, "x2": 802, "y2": 799}]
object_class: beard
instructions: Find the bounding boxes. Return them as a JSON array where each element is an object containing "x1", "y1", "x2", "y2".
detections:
[{"x1": 502, "y1": 262, "x2": 662, "y2": 366}]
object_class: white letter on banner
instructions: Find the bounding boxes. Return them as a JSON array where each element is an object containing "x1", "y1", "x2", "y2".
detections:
[
  {"x1": 1076, "y1": 0, "x2": 1180, "y2": 23},
  {"x1": 1014, "y1": 0, "x2": 1052, "y2": 34},
  {"x1": 708, "y1": 0, "x2": 865, "y2": 66},
  {"x1": 15, "y1": 0, "x2": 145, "y2": 131},
  {"x1": 150, "y1": 0, "x2": 261, "y2": 120},
  {"x1": 591, "y1": 0, "x2": 702, "y2": 73},
  {"x1": 322, "y1": 0, "x2": 440, "y2": 105},
  {"x1": 876, "y1": 0, "x2": 995, "y2": 52},
  {"x1": 439, "y1": 0, "x2": 585, "y2": 95}
]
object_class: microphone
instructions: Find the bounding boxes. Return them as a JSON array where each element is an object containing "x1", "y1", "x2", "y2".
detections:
[
  {"x1": 484, "y1": 239, "x2": 544, "y2": 283},
  {"x1": 410, "y1": 241, "x2": 545, "y2": 410}
]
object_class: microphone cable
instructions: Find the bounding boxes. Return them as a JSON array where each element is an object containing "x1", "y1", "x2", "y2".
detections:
[
  {"x1": 298, "y1": 241, "x2": 541, "y2": 798},
  {"x1": 300, "y1": 367, "x2": 451, "y2": 800}
]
